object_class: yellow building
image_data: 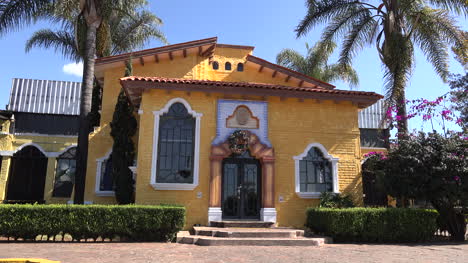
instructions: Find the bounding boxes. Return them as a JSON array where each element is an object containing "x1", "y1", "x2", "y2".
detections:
[
  {"x1": 87, "y1": 37, "x2": 382, "y2": 228},
  {"x1": 0, "y1": 79, "x2": 79, "y2": 204},
  {"x1": 0, "y1": 38, "x2": 385, "y2": 229}
]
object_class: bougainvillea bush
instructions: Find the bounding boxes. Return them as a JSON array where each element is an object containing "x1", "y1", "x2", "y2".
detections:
[
  {"x1": 365, "y1": 85, "x2": 468, "y2": 241},
  {"x1": 367, "y1": 133, "x2": 467, "y2": 241}
]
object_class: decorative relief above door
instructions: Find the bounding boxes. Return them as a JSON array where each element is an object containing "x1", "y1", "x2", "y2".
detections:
[
  {"x1": 213, "y1": 100, "x2": 270, "y2": 147},
  {"x1": 226, "y1": 105, "x2": 259, "y2": 129}
]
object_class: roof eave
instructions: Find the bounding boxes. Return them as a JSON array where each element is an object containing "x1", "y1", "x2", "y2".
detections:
[{"x1": 120, "y1": 78, "x2": 382, "y2": 109}]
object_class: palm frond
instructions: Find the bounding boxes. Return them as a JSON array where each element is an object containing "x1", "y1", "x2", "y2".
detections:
[
  {"x1": 322, "y1": 63, "x2": 360, "y2": 88},
  {"x1": 338, "y1": 14, "x2": 378, "y2": 66},
  {"x1": 0, "y1": 0, "x2": 52, "y2": 36},
  {"x1": 296, "y1": 0, "x2": 367, "y2": 37},
  {"x1": 307, "y1": 40, "x2": 336, "y2": 71},
  {"x1": 276, "y1": 48, "x2": 308, "y2": 74},
  {"x1": 25, "y1": 28, "x2": 81, "y2": 62},
  {"x1": 428, "y1": 0, "x2": 468, "y2": 16},
  {"x1": 110, "y1": 10, "x2": 167, "y2": 55},
  {"x1": 321, "y1": 5, "x2": 374, "y2": 43},
  {"x1": 382, "y1": 37, "x2": 414, "y2": 106},
  {"x1": 408, "y1": 8, "x2": 461, "y2": 81}
]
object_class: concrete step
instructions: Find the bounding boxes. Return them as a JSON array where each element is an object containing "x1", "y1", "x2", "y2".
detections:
[
  {"x1": 193, "y1": 227, "x2": 304, "y2": 238},
  {"x1": 209, "y1": 221, "x2": 274, "y2": 228},
  {"x1": 178, "y1": 235, "x2": 332, "y2": 246}
]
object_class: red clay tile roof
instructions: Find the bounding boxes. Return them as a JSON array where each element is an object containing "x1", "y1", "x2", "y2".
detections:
[{"x1": 120, "y1": 76, "x2": 383, "y2": 109}]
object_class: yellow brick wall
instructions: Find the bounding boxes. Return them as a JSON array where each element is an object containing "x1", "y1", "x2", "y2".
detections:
[
  {"x1": 133, "y1": 90, "x2": 362, "y2": 228},
  {"x1": 86, "y1": 45, "x2": 366, "y2": 228}
]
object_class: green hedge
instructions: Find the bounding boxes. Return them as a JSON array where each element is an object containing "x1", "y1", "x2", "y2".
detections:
[
  {"x1": 306, "y1": 208, "x2": 438, "y2": 243},
  {"x1": 0, "y1": 204, "x2": 185, "y2": 242}
]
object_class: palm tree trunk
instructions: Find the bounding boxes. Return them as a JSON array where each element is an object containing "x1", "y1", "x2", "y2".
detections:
[
  {"x1": 74, "y1": 23, "x2": 98, "y2": 204},
  {"x1": 396, "y1": 88, "x2": 408, "y2": 135}
]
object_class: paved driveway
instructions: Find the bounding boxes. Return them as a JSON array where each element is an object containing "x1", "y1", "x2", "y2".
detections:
[{"x1": 0, "y1": 242, "x2": 467, "y2": 263}]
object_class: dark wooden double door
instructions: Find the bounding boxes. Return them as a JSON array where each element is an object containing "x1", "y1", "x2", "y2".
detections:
[
  {"x1": 6, "y1": 146, "x2": 48, "y2": 202},
  {"x1": 222, "y1": 152, "x2": 261, "y2": 220}
]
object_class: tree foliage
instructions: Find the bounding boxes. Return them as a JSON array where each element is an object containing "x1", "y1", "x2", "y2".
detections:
[
  {"x1": 296, "y1": 0, "x2": 466, "y2": 135},
  {"x1": 110, "y1": 58, "x2": 137, "y2": 204},
  {"x1": 449, "y1": 73, "x2": 468, "y2": 133},
  {"x1": 276, "y1": 41, "x2": 359, "y2": 88},
  {"x1": 368, "y1": 132, "x2": 468, "y2": 241}
]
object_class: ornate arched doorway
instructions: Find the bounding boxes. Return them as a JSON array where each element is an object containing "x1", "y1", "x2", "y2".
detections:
[
  {"x1": 6, "y1": 146, "x2": 48, "y2": 202},
  {"x1": 209, "y1": 131, "x2": 275, "y2": 223}
]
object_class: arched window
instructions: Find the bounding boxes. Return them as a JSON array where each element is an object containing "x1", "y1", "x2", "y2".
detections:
[
  {"x1": 293, "y1": 143, "x2": 339, "y2": 198},
  {"x1": 156, "y1": 103, "x2": 195, "y2": 184},
  {"x1": 95, "y1": 150, "x2": 114, "y2": 196},
  {"x1": 237, "y1": 63, "x2": 244, "y2": 72},
  {"x1": 151, "y1": 98, "x2": 202, "y2": 190},
  {"x1": 212, "y1": 61, "x2": 219, "y2": 70},
  {"x1": 225, "y1": 62, "x2": 231, "y2": 71},
  {"x1": 53, "y1": 147, "x2": 76, "y2": 198}
]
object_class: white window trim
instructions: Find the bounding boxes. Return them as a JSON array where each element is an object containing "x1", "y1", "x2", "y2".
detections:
[
  {"x1": 293, "y1": 143, "x2": 339, "y2": 199},
  {"x1": 151, "y1": 98, "x2": 202, "y2": 191},
  {"x1": 95, "y1": 149, "x2": 114, "y2": 196}
]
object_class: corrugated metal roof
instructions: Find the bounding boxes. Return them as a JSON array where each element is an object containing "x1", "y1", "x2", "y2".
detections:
[
  {"x1": 359, "y1": 99, "x2": 388, "y2": 129},
  {"x1": 7, "y1": 78, "x2": 81, "y2": 115}
]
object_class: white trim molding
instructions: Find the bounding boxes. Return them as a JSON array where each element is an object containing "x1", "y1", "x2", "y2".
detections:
[
  {"x1": 208, "y1": 207, "x2": 223, "y2": 224},
  {"x1": 150, "y1": 98, "x2": 202, "y2": 191},
  {"x1": 95, "y1": 150, "x2": 115, "y2": 196},
  {"x1": 48, "y1": 144, "x2": 77, "y2": 158},
  {"x1": 0, "y1": 142, "x2": 49, "y2": 157},
  {"x1": 293, "y1": 143, "x2": 339, "y2": 199}
]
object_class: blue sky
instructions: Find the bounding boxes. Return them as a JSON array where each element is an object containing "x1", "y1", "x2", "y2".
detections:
[{"x1": 0, "y1": 0, "x2": 466, "y2": 131}]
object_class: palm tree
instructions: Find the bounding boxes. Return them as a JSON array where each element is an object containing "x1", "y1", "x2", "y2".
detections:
[
  {"x1": 296, "y1": 0, "x2": 467, "y2": 135},
  {"x1": 0, "y1": 0, "x2": 166, "y2": 204},
  {"x1": 276, "y1": 41, "x2": 359, "y2": 88}
]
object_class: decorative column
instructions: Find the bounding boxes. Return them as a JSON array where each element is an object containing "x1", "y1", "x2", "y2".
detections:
[
  {"x1": 260, "y1": 156, "x2": 276, "y2": 223},
  {"x1": 208, "y1": 152, "x2": 224, "y2": 223}
]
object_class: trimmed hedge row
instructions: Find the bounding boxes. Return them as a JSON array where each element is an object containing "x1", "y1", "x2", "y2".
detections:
[
  {"x1": 0, "y1": 204, "x2": 185, "y2": 241},
  {"x1": 306, "y1": 208, "x2": 438, "y2": 243}
]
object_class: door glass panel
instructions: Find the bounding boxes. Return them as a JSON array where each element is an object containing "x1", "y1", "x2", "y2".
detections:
[
  {"x1": 243, "y1": 163, "x2": 259, "y2": 217},
  {"x1": 222, "y1": 163, "x2": 238, "y2": 217}
]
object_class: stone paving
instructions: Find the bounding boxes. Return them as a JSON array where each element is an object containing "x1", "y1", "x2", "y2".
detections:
[{"x1": 0, "y1": 242, "x2": 467, "y2": 263}]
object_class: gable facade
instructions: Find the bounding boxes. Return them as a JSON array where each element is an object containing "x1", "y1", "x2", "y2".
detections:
[{"x1": 84, "y1": 38, "x2": 382, "y2": 228}]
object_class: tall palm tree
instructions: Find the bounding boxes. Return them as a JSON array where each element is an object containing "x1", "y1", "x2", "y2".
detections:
[
  {"x1": 296, "y1": 0, "x2": 467, "y2": 135},
  {"x1": 276, "y1": 41, "x2": 359, "y2": 88},
  {"x1": 0, "y1": 0, "x2": 166, "y2": 204}
]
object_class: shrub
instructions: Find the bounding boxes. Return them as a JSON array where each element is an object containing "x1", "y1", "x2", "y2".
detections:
[
  {"x1": 307, "y1": 208, "x2": 438, "y2": 243},
  {"x1": 0, "y1": 204, "x2": 185, "y2": 242},
  {"x1": 319, "y1": 192, "x2": 355, "y2": 208}
]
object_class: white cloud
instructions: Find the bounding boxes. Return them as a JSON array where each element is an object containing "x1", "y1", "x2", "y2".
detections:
[{"x1": 62, "y1": 62, "x2": 84, "y2": 78}]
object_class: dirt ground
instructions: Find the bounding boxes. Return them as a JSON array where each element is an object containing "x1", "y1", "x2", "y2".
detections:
[{"x1": 0, "y1": 242, "x2": 467, "y2": 263}]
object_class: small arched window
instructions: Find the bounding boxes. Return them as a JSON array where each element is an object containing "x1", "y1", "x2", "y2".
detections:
[
  {"x1": 99, "y1": 154, "x2": 113, "y2": 191},
  {"x1": 294, "y1": 143, "x2": 339, "y2": 198},
  {"x1": 212, "y1": 61, "x2": 219, "y2": 70},
  {"x1": 237, "y1": 63, "x2": 244, "y2": 72},
  {"x1": 53, "y1": 147, "x2": 77, "y2": 198},
  {"x1": 225, "y1": 62, "x2": 232, "y2": 71}
]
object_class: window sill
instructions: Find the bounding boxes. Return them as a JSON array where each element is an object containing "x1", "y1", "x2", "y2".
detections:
[
  {"x1": 151, "y1": 183, "x2": 197, "y2": 191},
  {"x1": 95, "y1": 191, "x2": 115, "y2": 197},
  {"x1": 296, "y1": 192, "x2": 339, "y2": 199}
]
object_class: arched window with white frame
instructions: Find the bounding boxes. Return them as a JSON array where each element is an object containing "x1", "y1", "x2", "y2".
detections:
[
  {"x1": 52, "y1": 146, "x2": 76, "y2": 198},
  {"x1": 151, "y1": 98, "x2": 202, "y2": 190},
  {"x1": 293, "y1": 143, "x2": 339, "y2": 198},
  {"x1": 95, "y1": 150, "x2": 114, "y2": 196}
]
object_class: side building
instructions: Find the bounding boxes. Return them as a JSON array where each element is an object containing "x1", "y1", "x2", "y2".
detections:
[{"x1": 0, "y1": 78, "x2": 79, "y2": 204}]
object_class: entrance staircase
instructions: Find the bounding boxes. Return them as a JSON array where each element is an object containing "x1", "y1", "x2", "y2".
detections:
[{"x1": 177, "y1": 221, "x2": 332, "y2": 246}]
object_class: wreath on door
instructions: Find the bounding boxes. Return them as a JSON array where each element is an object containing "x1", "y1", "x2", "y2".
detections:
[{"x1": 228, "y1": 130, "x2": 250, "y2": 154}]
